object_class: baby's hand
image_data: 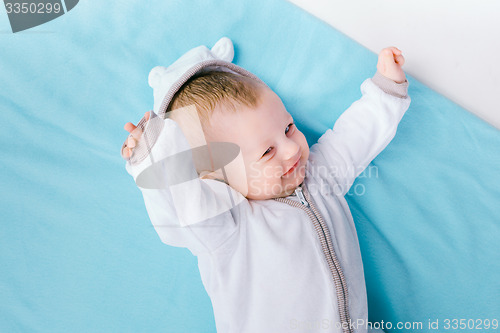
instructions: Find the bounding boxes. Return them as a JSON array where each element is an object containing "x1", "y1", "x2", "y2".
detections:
[
  {"x1": 121, "y1": 111, "x2": 150, "y2": 159},
  {"x1": 377, "y1": 47, "x2": 406, "y2": 83}
]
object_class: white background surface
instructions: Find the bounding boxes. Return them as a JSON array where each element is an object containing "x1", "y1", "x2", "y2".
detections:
[{"x1": 287, "y1": 0, "x2": 500, "y2": 129}]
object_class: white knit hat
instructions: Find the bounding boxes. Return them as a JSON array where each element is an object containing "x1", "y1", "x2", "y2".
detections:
[{"x1": 124, "y1": 37, "x2": 265, "y2": 165}]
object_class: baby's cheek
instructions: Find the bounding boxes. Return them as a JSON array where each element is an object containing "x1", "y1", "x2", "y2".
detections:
[
  {"x1": 298, "y1": 132, "x2": 310, "y2": 159},
  {"x1": 246, "y1": 165, "x2": 274, "y2": 197},
  {"x1": 243, "y1": 162, "x2": 260, "y2": 192}
]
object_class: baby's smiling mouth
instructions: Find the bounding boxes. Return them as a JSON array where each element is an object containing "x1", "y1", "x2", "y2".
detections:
[{"x1": 283, "y1": 156, "x2": 301, "y2": 177}]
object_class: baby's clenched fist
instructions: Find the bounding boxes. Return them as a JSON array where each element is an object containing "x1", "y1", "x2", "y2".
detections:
[{"x1": 377, "y1": 47, "x2": 406, "y2": 84}]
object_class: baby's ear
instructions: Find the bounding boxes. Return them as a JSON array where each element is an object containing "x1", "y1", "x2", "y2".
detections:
[{"x1": 199, "y1": 169, "x2": 225, "y2": 183}]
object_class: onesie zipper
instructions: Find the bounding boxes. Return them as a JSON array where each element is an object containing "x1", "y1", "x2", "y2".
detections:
[
  {"x1": 274, "y1": 185, "x2": 353, "y2": 333},
  {"x1": 294, "y1": 186, "x2": 309, "y2": 207}
]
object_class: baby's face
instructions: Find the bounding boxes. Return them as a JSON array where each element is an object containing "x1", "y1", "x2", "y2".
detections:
[{"x1": 206, "y1": 88, "x2": 310, "y2": 200}]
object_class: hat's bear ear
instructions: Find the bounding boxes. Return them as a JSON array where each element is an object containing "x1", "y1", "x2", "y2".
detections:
[
  {"x1": 210, "y1": 37, "x2": 234, "y2": 62},
  {"x1": 148, "y1": 66, "x2": 168, "y2": 89}
]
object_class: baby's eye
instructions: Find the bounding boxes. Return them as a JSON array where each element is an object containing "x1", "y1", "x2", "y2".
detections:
[
  {"x1": 262, "y1": 147, "x2": 273, "y2": 157},
  {"x1": 285, "y1": 123, "x2": 294, "y2": 134}
]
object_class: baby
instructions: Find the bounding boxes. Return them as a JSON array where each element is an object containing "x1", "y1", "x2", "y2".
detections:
[{"x1": 121, "y1": 37, "x2": 410, "y2": 333}]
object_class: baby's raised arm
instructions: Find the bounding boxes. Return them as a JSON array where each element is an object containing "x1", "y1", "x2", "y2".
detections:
[
  {"x1": 310, "y1": 47, "x2": 411, "y2": 196},
  {"x1": 121, "y1": 112, "x2": 244, "y2": 255}
]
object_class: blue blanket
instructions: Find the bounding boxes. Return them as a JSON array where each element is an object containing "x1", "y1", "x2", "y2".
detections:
[{"x1": 1, "y1": 0, "x2": 499, "y2": 332}]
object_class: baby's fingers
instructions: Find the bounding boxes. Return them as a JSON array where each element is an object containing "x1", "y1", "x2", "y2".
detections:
[
  {"x1": 390, "y1": 47, "x2": 402, "y2": 55},
  {"x1": 121, "y1": 111, "x2": 151, "y2": 160},
  {"x1": 122, "y1": 128, "x2": 143, "y2": 159},
  {"x1": 124, "y1": 122, "x2": 137, "y2": 133},
  {"x1": 127, "y1": 135, "x2": 137, "y2": 148},
  {"x1": 121, "y1": 146, "x2": 133, "y2": 159},
  {"x1": 124, "y1": 126, "x2": 145, "y2": 156},
  {"x1": 380, "y1": 47, "x2": 403, "y2": 61},
  {"x1": 124, "y1": 112, "x2": 151, "y2": 134},
  {"x1": 395, "y1": 54, "x2": 405, "y2": 66}
]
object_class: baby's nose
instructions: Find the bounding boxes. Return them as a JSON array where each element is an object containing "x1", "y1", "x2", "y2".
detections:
[{"x1": 282, "y1": 140, "x2": 300, "y2": 161}]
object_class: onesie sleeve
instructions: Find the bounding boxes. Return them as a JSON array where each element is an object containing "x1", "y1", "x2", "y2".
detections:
[
  {"x1": 125, "y1": 113, "x2": 244, "y2": 255},
  {"x1": 309, "y1": 72, "x2": 411, "y2": 197}
]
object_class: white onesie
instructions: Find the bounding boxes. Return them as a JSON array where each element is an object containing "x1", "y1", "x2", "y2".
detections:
[{"x1": 125, "y1": 71, "x2": 410, "y2": 333}]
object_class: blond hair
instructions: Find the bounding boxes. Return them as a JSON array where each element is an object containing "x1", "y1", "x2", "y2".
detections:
[{"x1": 168, "y1": 70, "x2": 265, "y2": 125}]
